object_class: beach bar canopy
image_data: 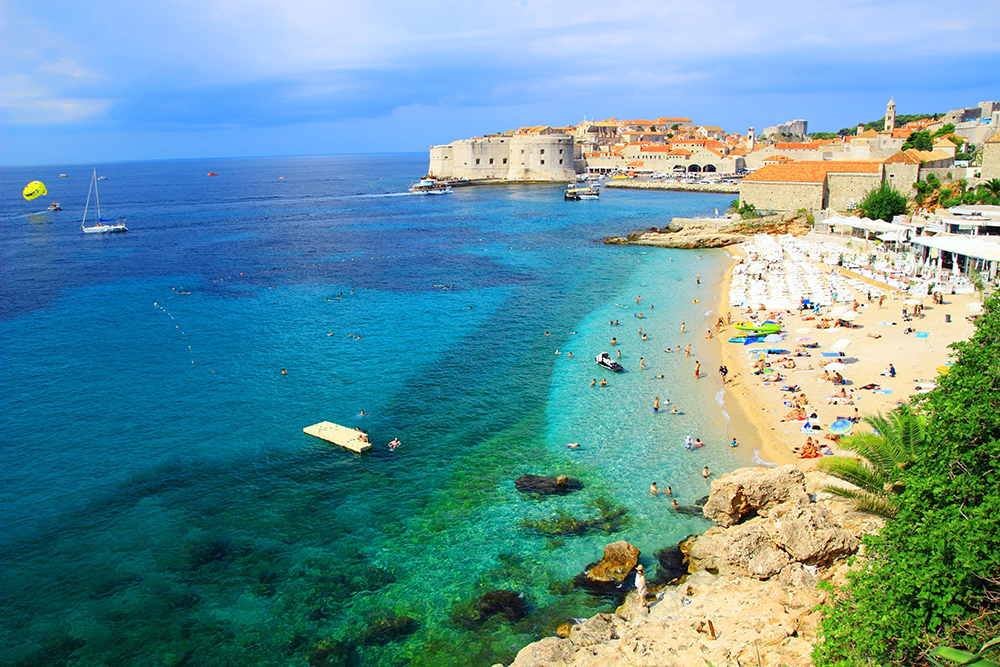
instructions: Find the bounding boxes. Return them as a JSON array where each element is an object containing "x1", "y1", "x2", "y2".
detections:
[
  {"x1": 911, "y1": 234, "x2": 1000, "y2": 282},
  {"x1": 826, "y1": 216, "x2": 903, "y2": 235}
]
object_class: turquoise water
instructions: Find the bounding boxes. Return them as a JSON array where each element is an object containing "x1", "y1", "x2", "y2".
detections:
[{"x1": 0, "y1": 155, "x2": 742, "y2": 666}]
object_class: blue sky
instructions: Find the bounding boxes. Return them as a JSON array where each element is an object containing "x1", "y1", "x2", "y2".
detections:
[{"x1": 2, "y1": 0, "x2": 998, "y2": 165}]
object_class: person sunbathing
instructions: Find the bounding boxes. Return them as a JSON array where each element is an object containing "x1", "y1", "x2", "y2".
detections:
[
  {"x1": 867, "y1": 331, "x2": 882, "y2": 339},
  {"x1": 782, "y1": 360, "x2": 796, "y2": 369},
  {"x1": 761, "y1": 372, "x2": 782, "y2": 383},
  {"x1": 782, "y1": 407, "x2": 807, "y2": 421}
]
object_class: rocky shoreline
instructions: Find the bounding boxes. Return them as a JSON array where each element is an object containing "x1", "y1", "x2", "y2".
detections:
[
  {"x1": 496, "y1": 466, "x2": 878, "y2": 667},
  {"x1": 603, "y1": 215, "x2": 812, "y2": 249}
]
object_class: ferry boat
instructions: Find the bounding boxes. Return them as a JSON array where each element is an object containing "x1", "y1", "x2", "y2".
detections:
[
  {"x1": 564, "y1": 185, "x2": 600, "y2": 200},
  {"x1": 408, "y1": 177, "x2": 452, "y2": 195}
]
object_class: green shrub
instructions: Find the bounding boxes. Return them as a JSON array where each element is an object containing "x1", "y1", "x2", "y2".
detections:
[
  {"x1": 814, "y1": 292, "x2": 1000, "y2": 666},
  {"x1": 857, "y1": 181, "x2": 908, "y2": 221}
]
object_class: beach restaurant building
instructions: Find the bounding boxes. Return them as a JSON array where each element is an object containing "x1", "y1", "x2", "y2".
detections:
[{"x1": 910, "y1": 234, "x2": 1000, "y2": 284}]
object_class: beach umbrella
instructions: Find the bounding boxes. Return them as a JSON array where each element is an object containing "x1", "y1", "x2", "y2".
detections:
[
  {"x1": 824, "y1": 362, "x2": 846, "y2": 371},
  {"x1": 904, "y1": 298, "x2": 922, "y2": 306},
  {"x1": 829, "y1": 419, "x2": 853, "y2": 436},
  {"x1": 831, "y1": 338, "x2": 851, "y2": 352},
  {"x1": 936, "y1": 365, "x2": 953, "y2": 375},
  {"x1": 763, "y1": 333, "x2": 783, "y2": 343},
  {"x1": 838, "y1": 311, "x2": 859, "y2": 322},
  {"x1": 750, "y1": 351, "x2": 766, "y2": 361},
  {"x1": 795, "y1": 327, "x2": 812, "y2": 334},
  {"x1": 829, "y1": 306, "x2": 850, "y2": 318}
]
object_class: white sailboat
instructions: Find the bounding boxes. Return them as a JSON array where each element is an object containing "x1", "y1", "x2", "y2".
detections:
[{"x1": 82, "y1": 168, "x2": 127, "y2": 234}]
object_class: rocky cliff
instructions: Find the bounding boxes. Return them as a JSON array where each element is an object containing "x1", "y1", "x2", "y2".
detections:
[{"x1": 497, "y1": 466, "x2": 880, "y2": 667}]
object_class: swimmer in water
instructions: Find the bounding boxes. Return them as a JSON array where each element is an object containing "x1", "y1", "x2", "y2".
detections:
[
  {"x1": 590, "y1": 379, "x2": 596, "y2": 386},
  {"x1": 685, "y1": 435, "x2": 693, "y2": 450},
  {"x1": 654, "y1": 396, "x2": 659, "y2": 412},
  {"x1": 281, "y1": 368, "x2": 287, "y2": 375},
  {"x1": 600, "y1": 378, "x2": 608, "y2": 387},
  {"x1": 567, "y1": 442, "x2": 580, "y2": 449},
  {"x1": 670, "y1": 406, "x2": 679, "y2": 414},
  {"x1": 650, "y1": 482, "x2": 660, "y2": 495},
  {"x1": 388, "y1": 437, "x2": 401, "y2": 450}
]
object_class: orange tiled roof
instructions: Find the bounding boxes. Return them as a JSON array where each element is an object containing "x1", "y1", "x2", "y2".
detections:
[
  {"x1": 668, "y1": 149, "x2": 693, "y2": 156},
  {"x1": 743, "y1": 161, "x2": 883, "y2": 183},
  {"x1": 763, "y1": 155, "x2": 793, "y2": 163},
  {"x1": 654, "y1": 117, "x2": 692, "y2": 123},
  {"x1": 639, "y1": 145, "x2": 674, "y2": 153}
]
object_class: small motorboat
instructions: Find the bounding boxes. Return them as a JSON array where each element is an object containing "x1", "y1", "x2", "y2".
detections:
[
  {"x1": 59, "y1": 174, "x2": 68, "y2": 178},
  {"x1": 97, "y1": 176, "x2": 107, "y2": 180},
  {"x1": 596, "y1": 352, "x2": 624, "y2": 372},
  {"x1": 565, "y1": 185, "x2": 599, "y2": 200},
  {"x1": 207, "y1": 172, "x2": 219, "y2": 176},
  {"x1": 47, "y1": 202, "x2": 62, "y2": 211},
  {"x1": 409, "y1": 177, "x2": 452, "y2": 195}
]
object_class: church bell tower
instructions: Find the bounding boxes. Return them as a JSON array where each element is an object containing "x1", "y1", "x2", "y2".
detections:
[{"x1": 884, "y1": 98, "x2": 896, "y2": 133}]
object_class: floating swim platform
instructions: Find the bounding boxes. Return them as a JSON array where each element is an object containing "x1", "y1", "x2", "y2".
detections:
[{"x1": 303, "y1": 421, "x2": 372, "y2": 453}]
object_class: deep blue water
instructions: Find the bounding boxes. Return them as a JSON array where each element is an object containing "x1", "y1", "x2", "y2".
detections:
[{"x1": 0, "y1": 155, "x2": 741, "y2": 666}]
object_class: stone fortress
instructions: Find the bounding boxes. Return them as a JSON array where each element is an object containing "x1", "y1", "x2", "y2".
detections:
[{"x1": 425, "y1": 99, "x2": 1000, "y2": 203}]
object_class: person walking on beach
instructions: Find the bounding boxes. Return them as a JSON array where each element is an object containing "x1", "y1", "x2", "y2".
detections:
[
  {"x1": 694, "y1": 361, "x2": 700, "y2": 379},
  {"x1": 635, "y1": 565, "x2": 648, "y2": 609},
  {"x1": 719, "y1": 365, "x2": 728, "y2": 384}
]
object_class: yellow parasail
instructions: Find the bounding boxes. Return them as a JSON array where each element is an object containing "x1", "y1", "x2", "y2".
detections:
[{"x1": 23, "y1": 181, "x2": 48, "y2": 200}]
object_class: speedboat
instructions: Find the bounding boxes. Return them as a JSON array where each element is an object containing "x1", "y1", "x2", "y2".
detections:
[
  {"x1": 47, "y1": 202, "x2": 62, "y2": 211},
  {"x1": 409, "y1": 177, "x2": 452, "y2": 195},
  {"x1": 596, "y1": 352, "x2": 624, "y2": 372}
]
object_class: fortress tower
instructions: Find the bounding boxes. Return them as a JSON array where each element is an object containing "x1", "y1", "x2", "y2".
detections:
[
  {"x1": 747, "y1": 126, "x2": 755, "y2": 152},
  {"x1": 884, "y1": 98, "x2": 896, "y2": 133}
]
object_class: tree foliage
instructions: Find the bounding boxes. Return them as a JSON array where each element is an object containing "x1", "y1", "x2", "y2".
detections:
[
  {"x1": 816, "y1": 406, "x2": 926, "y2": 516},
  {"x1": 857, "y1": 181, "x2": 908, "y2": 221},
  {"x1": 903, "y1": 130, "x2": 935, "y2": 151},
  {"x1": 815, "y1": 291, "x2": 1000, "y2": 666}
]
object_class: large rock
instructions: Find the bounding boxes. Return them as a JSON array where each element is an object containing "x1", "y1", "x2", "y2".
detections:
[
  {"x1": 583, "y1": 541, "x2": 639, "y2": 584},
  {"x1": 688, "y1": 499, "x2": 859, "y2": 580},
  {"x1": 702, "y1": 465, "x2": 810, "y2": 527},
  {"x1": 515, "y1": 474, "x2": 583, "y2": 496}
]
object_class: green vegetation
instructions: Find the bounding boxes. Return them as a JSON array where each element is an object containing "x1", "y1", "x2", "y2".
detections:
[
  {"x1": 814, "y1": 292, "x2": 1000, "y2": 666},
  {"x1": 736, "y1": 201, "x2": 762, "y2": 219},
  {"x1": 837, "y1": 113, "x2": 942, "y2": 136},
  {"x1": 856, "y1": 181, "x2": 908, "y2": 221},
  {"x1": 933, "y1": 123, "x2": 957, "y2": 138},
  {"x1": 811, "y1": 132, "x2": 841, "y2": 140},
  {"x1": 521, "y1": 498, "x2": 628, "y2": 536},
  {"x1": 816, "y1": 406, "x2": 925, "y2": 516},
  {"x1": 903, "y1": 130, "x2": 934, "y2": 151}
]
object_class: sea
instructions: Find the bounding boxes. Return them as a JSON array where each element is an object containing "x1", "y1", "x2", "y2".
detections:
[{"x1": 0, "y1": 154, "x2": 743, "y2": 666}]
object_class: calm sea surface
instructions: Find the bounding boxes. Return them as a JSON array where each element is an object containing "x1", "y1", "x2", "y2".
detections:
[{"x1": 1, "y1": 155, "x2": 742, "y2": 666}]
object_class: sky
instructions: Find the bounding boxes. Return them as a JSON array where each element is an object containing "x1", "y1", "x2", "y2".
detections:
[{"x1": 2, "y1": 0, "x2": 999, "y2": 165}]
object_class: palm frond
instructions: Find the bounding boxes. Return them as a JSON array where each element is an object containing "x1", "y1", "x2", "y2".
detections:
[
  {"x1": 816, "y1": 457, "x2": 887, "y2": 494},
  {"x1": 822, "y1": 485, "x2": 899, "y2": 516}
]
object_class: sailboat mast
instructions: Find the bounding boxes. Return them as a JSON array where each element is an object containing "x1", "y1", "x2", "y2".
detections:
[
  {"x1": 82, "y1": 169, "x2": 94, "y2": 228},
  {"x1": 93, "y1": 168, "x2": 101, "y2": 220}
]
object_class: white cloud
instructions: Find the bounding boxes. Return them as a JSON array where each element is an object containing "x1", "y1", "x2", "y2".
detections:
[{"x1": 1, "y1": 74, "x2": 112, "y2": 125}]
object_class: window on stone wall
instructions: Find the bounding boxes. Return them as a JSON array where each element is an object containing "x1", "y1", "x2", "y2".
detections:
[
  {"x1": 521, "y1": 149, "x2": 525, "y2": 155},
  {"x1": 559, "y1": 149, "x2": 563, "y2": 154},
  {"x1": 540, "y1": 149, "x2": 545, "y2": 154},
  {"x1": 476, "y1": 158, "x2": 480, "y2": 165},
  {"x1": 489, "y1": 158, "x2": 494, "y2": 165},
  {"x1": 559, "y1": 159, "x2": 563, "y2": 164},
  {"x1": 541, "y1": 160, "x2": 545, "y2": 165},
  {"x1": 503, "y1": 158, "x2": 508, "y2": 164}
]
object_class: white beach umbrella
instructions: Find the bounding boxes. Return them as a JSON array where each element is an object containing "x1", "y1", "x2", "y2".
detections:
[
  {"x1": 838, "y1": 311, "x2": 860, "y2": 322},
  {"x1": 904, "y1": 298, "x2": 922, "y2": 306},
  {"x1": 825, "y1": 362, "x2": 846, "y2": 371},
  {"x1": 829, "y1": 306, "x2": 850, "y2": 318},
  {"x1": 831, "y1": 338, "x2": 851, "y2": 352},
  {"x1": 763, "y1": 333, "x2": 784, "y2": 343}
]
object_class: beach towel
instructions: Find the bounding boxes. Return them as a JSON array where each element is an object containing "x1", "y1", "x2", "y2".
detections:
[
  {"x1": 873, "y1": 389, "x2": 893, "y2": 394},
  {"x1": 915, "y1": 332, "x2": 929, "y2": 338},
  {"x1": 821, "y1": 352, "x2": 844, "y2": 357},
  {"x1": 878, "y1": 321, "x2": 894, "y2": 325}
]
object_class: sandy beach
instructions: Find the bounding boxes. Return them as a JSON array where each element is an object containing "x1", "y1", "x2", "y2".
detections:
[{"x1": 715, "y1": 235, "x2": 981, "y2": 468}]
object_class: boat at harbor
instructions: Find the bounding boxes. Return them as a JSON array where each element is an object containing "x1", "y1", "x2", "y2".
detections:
[
  {"x1": 47, "y1": 202, "x2": 62, "y2": 211},
  {"x1": 81, "y1": 168, "x2": 128, "y2": 234},
  {"x1": 596, "y1": 352, "x2": 624, "y2": 372},
  {"x1": 409, "y1": 177, "x2": 452, "y2": 195},
  {"x1": 565, "y1": 185, "x2": 599, "y2": 200}
]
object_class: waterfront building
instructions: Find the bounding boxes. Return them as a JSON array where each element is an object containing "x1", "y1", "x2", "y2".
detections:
[
  {"x1": 739, "y1": 161, "x2": 885, "y2": 211},
  {"x1": 428, "y1": 133, "x2": 576, "y2": 182}
]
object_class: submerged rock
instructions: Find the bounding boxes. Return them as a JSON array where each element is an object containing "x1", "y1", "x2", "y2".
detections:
[
  {"x1": 652, "y1": 543, "x2": 690, "y2": 586},
  {"x1": 360, "y1": 612, "x2": 418, "y2": 646},
  {"x1": 515, "y1": 474, "x2": 583, "y2": 496},
  {"x1": 451, "y1": 589, "x2": 528, "y2": 628},
  {"x1": 521, "y1": 498, "x2": 627, "y2": 536},
  {"x1": 305, "y1": 638, "x2": 357, "y2": 666}
]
